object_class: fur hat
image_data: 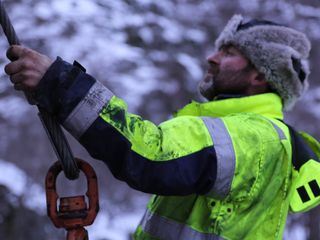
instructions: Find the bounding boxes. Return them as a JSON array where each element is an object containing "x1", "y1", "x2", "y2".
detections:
[{"x1": 215, "y1": 15, "x2": 311, "y2": 110}]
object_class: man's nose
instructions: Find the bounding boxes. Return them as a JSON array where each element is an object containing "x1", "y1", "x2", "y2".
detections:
[{"x1": 207, "y1": 51, "x2": 221, "y2": 65}]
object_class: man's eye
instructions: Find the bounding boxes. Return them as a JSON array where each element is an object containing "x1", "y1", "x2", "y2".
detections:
[{"x1": 224, "y1": 50, "x2": 233, "y2": 56}]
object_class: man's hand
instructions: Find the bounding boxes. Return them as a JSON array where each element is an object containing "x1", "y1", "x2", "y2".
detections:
[{"x1": 4, "y1": 45, "x2": 53, "y2": 91}]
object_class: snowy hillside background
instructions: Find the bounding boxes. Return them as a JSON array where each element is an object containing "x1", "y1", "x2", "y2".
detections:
[{"x1": 0, "y1": 0, "x2": 319, "y2": 239}]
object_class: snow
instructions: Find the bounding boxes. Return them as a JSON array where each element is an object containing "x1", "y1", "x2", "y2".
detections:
[
  {"x1": 51, "y1": 0, "x2": 101, "y2": 18},
  {"x1": 138, "y1": 27, "x2": 154, "y2": 43},
  {"x1": 0, "y1": 159, "x2": 28, "y2": 196},
  {"x1": 177, "y1": 53, "x2": 203, "y2": 80},
  {"x1": 87, "y1": 210, "x2": 145, "y2": 240},
  {"x1": 0, "y1": 159, "x2": 46, "y2": 211},
  {"x1": 0, "y1": 97, "x2": 30, "y2": 124},
  {"x1": 34, "y1": 2, "x2": 54, "y2": 19},
  {"x1": 295, "y1": 3, "x2": 320, "y2": 19},
  {"x1": 158, "y1": 18, "x2": 184, "y2": 43},
  {"x1": 149, "y1": 51, "x2": 168, "y2": 62},
  {"x1": 301, "y1": 87, "x2": 320, "y2": 119},
  {"x1": 239, "y1": 0, "x2": 260, "y2": 12},
  {"x1": 284, "y1": 223, "x2": 308, "y2": 240},
  {"x1": 185, "y1": 29, "x2": 206, "y2": 43}
]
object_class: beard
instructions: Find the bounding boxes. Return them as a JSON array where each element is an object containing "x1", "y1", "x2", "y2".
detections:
[
  {"x1": 198, "y1": 73, "x2": 216, "y2": 100},
  {"x1": 198, "y1": 66, "x2": 252, "y2": 101}
]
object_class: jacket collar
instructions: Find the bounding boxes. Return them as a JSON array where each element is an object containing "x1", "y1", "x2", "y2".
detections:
[{"x1": 175, "y1": 93, "x2": 284, "y2": 119}]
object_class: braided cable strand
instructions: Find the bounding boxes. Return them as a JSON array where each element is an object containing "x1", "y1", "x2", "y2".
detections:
[
  {"x1": 0, "y1": 1, "x2": 19, "y2": 45},
  {"x1": 0, "y1": 1, "x2": 79, "y2": 180},
  {"x1": 38, "y1": 109, "x2": 79, "y2": 180}
]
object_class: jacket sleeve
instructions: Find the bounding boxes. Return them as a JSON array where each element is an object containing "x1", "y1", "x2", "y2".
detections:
[{"x1": 34, "y1": 57, "x2": 231, "y2": 196}]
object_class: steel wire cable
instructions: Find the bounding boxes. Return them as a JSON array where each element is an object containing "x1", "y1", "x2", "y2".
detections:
[{"x1": 0, "y1": 1, "x2": 79, "y2": 180}]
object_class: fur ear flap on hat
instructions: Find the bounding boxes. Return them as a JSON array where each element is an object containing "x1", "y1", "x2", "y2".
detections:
[{"x1": 215, "y1": 15, "x2": 311, "y2": 110}]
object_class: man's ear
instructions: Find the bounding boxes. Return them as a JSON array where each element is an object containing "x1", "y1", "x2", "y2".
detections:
[
  {"x1": 247, "y1": 69, "x2": 271, "y2": 94},
  {"x1": 251, "y1": 72, "x2": 267, "y2": 86}
]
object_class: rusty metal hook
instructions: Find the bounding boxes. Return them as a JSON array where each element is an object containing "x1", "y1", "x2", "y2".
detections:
[{"x1": 45, "y1": 159, "x2": 99, "y2": 239}]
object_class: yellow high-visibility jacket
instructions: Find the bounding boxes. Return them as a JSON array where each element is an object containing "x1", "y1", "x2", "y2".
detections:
[{"x1": 35, "y1": 58, "x2": 320, "y2": 240}]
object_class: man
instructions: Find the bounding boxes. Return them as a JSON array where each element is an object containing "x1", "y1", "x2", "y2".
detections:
[{"x1": 4, "y1": 15, "x2": 317, "y2": 239}]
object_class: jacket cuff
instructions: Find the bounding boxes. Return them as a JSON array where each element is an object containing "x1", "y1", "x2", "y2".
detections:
[
  {"x1": 35, "y1": 57, "x2": 73, "y2": 114},
  {"x1": 35, "y1": 57, "x2": 96, "y2": 122}
]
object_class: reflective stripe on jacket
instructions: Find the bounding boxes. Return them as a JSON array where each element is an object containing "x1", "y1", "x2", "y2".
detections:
[{"x1": 134, "y1": 94, "x2": 292, "y2": 240}]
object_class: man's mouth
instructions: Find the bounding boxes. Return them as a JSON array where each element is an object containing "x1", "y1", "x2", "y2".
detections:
[
  {"x1": 204, "y1": 69, "x2": 217, "y2": 82},
  {"x1": 207, "y1": 70, "x2": 214, "y2": 75},
  {"x1": 204, "y1": 73, "x2": 213, "y2": 83},
  {"x1": 207, "y1": 66, "x2": 219, "y2": 75}
]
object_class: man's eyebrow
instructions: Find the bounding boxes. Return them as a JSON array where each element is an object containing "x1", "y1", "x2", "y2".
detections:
[{"x1": 220, "y1": 44, "x2": 233, "y2": 51}]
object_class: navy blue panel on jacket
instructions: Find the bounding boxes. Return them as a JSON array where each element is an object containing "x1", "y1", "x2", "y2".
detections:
[
  {"x1": 80, "y1": 117, "x2": 218, "y2": 195},
  {"x1": 35, "y1": 57, "x2": 95, "y2": 121}
]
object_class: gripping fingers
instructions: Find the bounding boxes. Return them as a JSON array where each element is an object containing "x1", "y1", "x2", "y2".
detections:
[
  {"x1": 10, "y1": 72, "x2": 24, "y2": 84},
  {"x1": 10, "y1": 71, "x2": 37, "y2": 91},
  {"x1": 5, "y1": 46, "x2": 53, "y2": 91},
  {"x1": 4, "y1": 60, "x2": 23, "y2": 75},
  {"x1": 6, "y1": 45, "x2": 25, "y2": 61}
]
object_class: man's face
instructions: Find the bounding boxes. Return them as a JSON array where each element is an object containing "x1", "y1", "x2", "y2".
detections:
[{"x1": 199, "y1": 45, "x2": 254, "y2": 100}]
